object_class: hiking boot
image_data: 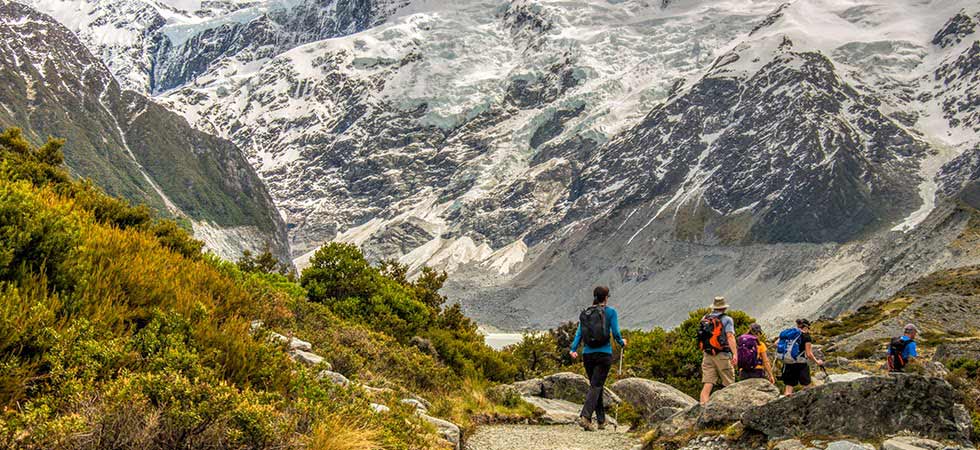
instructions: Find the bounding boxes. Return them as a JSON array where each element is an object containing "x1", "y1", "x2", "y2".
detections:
[
  {"x1": 576, "y1": 416, "x2": 595, "y2": 431},
  {"x1": 596, "y1": 421, "x2": 606, "y2": 430}
]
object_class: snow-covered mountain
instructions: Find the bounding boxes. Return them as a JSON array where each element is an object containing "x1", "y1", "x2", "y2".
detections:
[
  {"x1": 0, "y1": 1, "x2": 290, "y2": 262},
  {"x1": 15, "y1": 0, "x2": 980, "y2": 329},
  {"x1": 18, "y1": 0, "x2": 412, "y2": 92}
]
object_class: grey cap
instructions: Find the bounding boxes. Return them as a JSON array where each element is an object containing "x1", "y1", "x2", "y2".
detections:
[{"x1": 904, "y1": 323, "x2": 920, "y2": 334}]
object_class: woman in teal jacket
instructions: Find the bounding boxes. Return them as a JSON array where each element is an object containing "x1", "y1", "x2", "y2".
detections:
[{"x1": 569, "y1": 286, "x2": 626, "y2": 431}]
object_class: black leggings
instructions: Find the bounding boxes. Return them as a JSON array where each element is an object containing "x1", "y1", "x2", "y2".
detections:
[{"x1": 580, "y1": 352, "x2": 613, "y2": 423}]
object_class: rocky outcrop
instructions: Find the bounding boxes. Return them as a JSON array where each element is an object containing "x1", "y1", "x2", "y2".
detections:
[
  {"x1": 653, "y1": 404, "x2": 702, "y2": 439},
  {"x1": 610, "y1": 377, "x2": 697, "y2": 424},
  {"x1": 742, "y1": 375, "x2": 973, "y2": 444},
  {"x1": 512, "y1": 378, "x2": 546, "y2": 397},
  {"x1": 934, "y1": 338, "x2": 980, "y2": 363},
  {"x1": 699, "y1": 378, "x2": 779, "y2": 427}
]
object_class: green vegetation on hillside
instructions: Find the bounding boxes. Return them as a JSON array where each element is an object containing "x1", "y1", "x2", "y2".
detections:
[{"x1": 0, "y1": 129, "x2": 532, "y2": 449}]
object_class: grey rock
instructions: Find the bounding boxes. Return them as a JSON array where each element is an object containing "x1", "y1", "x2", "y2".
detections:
[
  {"x1": 400, "y1": 398, "x2": 428, "y2": 413},
  {"x1": 654, "y1": 404, "x2": 701, "y2": 439},
  {"x1": 742, "y1": 375, "x2": 971, "y2": 444},
  {"x1": 289, "y1": 349, "x2": 325, "y2": 366},
  {"x1": 882, "y1": 436, "x2": 971, "y2": 450},
  {"x1": 772, "y1": 439, "x2": 814, "y2": 450},
  {"x1": 520, "y1": 396, "x2": 618, "y2": 427},
  {"x1": 419, "y1": 413, "x2": 461, "y2": 450},
  {"x1": 700, "y1": 378, "x2": 779, "y2": 427},
  {"x1": 521, "y1": 396, "x2": 581, "y2": 425},
  {"x1": 933, "y1": 339, "x2": 980, "y2": 363},
  {"x1": 610, "y1": 377, "x2": 697, "y2": 425},
  {"x1": 541, "y1": 372, "x2": 621, "y2": 406},
  {"x1": 826, "y1": 372, "x2": 869, "y2": 383},
  {"x1": 512, "y1": 378, "x2": 545, "y2": 397},
  {"x1": 370, "y1": 403, "x2": 390, "y2": 414},
  {"x1": 317, "y1": 370, "x2": 350, "y2": 387},
  {"x1": 269, "y1": 332, "x2": 312, "y2": 352},
  {"x1": 825, "y1": 441, "x2": 875, "y2": 450}
]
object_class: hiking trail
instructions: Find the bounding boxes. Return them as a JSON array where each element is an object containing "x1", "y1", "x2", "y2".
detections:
[{"x1": 465, "y1": 424, "x2": 641, "y2": 450}]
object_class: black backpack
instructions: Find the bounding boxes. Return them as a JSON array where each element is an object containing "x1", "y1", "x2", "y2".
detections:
[
  {"x1": 580, "y1": 306, "x2": 610, "y2": 348},
  {"x1": 887, "y1": 337, "x2": 912, "y2": 372}
]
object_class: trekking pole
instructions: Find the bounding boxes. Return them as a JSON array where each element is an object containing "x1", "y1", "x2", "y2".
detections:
[{"x1": 614, "y1": 347, "x2": 624, "y2": 432}]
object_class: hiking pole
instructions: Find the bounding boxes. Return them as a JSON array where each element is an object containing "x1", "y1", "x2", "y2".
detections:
[{"x1": 614, "y1": 347, "x2": 624, "y2": 432}]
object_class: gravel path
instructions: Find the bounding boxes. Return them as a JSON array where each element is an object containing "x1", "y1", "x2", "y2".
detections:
[{"x1": 465, "y1": 424, "x2": 641, "y2": 450}]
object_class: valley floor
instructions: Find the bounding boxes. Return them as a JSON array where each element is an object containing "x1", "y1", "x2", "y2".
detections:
[{"x1": 465, "y1": 424, "x2": 639, "y2": 450}]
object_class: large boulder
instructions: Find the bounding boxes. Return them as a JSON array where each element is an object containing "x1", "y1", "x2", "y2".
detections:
[
  {"x1": 699, "y1": 378, "x2": 779, "y2": 427},
  {"x1": 540, "y1": 372, "x2": 621, "y2": 406},
  {"x1": 653, "y1": 404, "x2": 702, "y2": 439},
  {"x1": 742, "y1": 375, "x2": 972, "y2": 444},
  {"x1": 610, "y1": 377, "x2": 697, "y2": 424},
  {"x1": 512, "y1": 378, "x2": 545, "y2": 397},
  {"x1": 419, "y1": 413, "x2": 461, "y2": 450}
]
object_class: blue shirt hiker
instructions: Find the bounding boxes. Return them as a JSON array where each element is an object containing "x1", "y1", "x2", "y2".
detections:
[{"x1": 570, "y1": 305, "x2": 625, "y2": 355}]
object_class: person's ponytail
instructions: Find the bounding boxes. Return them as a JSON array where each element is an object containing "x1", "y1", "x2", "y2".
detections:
[{"x1": 593, "y1": 286, "x2": 609, "y2": 305}]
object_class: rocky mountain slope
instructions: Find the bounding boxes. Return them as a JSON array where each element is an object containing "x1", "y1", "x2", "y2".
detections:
[
  {"x1": 0, "y1": 1, "x2": 290, "y2": 261},
  {"x1": 165, "y1": 0, "x2": 980, "y2": 329},
  {"x1": 18, "y1": 0, "x2": 413, "y2": 93},
  {"x1": 21, "y1": 0, "x2": 980, "y2": 329}
]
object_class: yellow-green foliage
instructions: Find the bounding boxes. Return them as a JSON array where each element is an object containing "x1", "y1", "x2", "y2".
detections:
[{"x1": 0, "y1": 130, "x2": 485, "y2": 449}]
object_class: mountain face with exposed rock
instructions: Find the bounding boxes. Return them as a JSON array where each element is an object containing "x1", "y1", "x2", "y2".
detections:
[
  {"x1": 12, "y1": 0, "x2": 980, "y2": 330},
  {"x1": 0, "y1": 1, "x2": 290, "y2": 262}
]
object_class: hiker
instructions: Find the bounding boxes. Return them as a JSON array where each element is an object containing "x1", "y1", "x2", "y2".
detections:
[
  {"x1": 737, "y1": 323, "x2": 776, "y2": 384},
  {"x1": 698, "y1": 296, "x2": 738, "y2": 405},
  {"x1": 775, "y1": 318, "x2": 823, "y2": 396},
  {"x1": 887, "y1": 323, "x2": 919, "y2": 372},
  {"x1": 569, "y1": 286, "x2": 626, "y2": 431}
]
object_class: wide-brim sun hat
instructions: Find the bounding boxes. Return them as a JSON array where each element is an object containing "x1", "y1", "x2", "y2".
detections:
[{"x1": 710, "y1": 296, "x2": 729, "y2": 310}]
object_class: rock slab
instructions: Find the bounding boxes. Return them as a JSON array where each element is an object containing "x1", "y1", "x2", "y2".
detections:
[
  {"x1": 699, "y1": 378, "x2": 779, "y2": 427},
  {"x1": 742, "y1": 375, "x2": 972, "y2": 444},
  {"x1": 610, "y1": 377, "x2": 697, "y2": 425}
]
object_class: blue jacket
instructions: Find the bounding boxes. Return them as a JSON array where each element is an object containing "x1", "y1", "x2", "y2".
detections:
[{"x1": 570, "y1": 306, "x2": 625, "y2": 355}]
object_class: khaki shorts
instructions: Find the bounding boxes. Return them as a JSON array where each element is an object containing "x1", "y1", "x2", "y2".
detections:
[{"x1": 702, "y1": 352, "x2": 736, "y2": 386}]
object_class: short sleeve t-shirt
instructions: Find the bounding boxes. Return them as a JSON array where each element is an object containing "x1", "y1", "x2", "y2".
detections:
[
  {"x1": 755, "y1": 341, "x2": 768, "y2": 369},
  {"x1": 796, "y1": 332, "x2": 813, "y2": 361},
  {"x1": 707, "y1": 312, "x2": 735, "y2": 336}
]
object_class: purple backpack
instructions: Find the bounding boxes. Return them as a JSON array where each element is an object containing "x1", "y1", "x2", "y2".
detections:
[{"x1": 736, "y1": 334, "x2": 760, "y2": 371}]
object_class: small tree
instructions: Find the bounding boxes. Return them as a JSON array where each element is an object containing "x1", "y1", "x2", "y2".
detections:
[{"x1": 300, "y1": 243, "x2": 377, "y2": 303}]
